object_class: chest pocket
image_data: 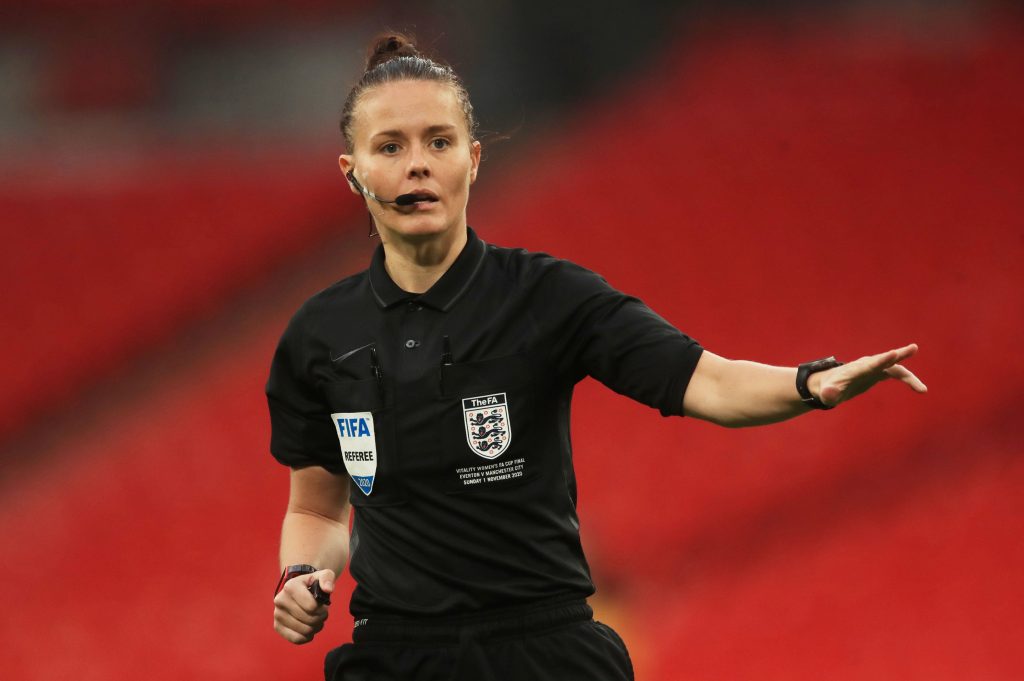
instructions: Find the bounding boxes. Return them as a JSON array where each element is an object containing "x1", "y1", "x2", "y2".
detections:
[
  {"x1": 322, "y1": 378, "x2": 406, "y2": 507},
  {"x1": 436, "y1": 350, "x2": 556, "y2": 495}
]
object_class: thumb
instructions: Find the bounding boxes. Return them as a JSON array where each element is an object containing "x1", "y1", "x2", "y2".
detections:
[
  {"x1": 819, "y1": 382, "x2": 842, "y2": 406},
  {"x1": 312, "y1": 568, "x2": 336, "y2": 593}
]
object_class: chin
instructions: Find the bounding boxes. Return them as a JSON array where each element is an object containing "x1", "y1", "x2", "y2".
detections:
[{"x1": 387, "y1": 216, "x2": 457, "y2": 240}]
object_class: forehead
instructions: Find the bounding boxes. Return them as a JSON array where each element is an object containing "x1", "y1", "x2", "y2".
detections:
[{"x1": 353, "y1": 80, "x2": 465, "y2": 141}]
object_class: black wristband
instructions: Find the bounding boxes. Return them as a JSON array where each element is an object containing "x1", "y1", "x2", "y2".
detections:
[
  {"x1": 275, "y1": 564, "x2": 332, "y2": 605},
  {"x1": 796, "y1": 356, "x2": 843, "y2": 410},
  {"x1": 275, "y1": 564, "x2": 317, "y2": 595}
]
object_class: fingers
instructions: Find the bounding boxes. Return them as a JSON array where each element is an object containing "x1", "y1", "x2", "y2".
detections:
[
  {"x1": 273, "y1": 575, "x2": 331, "y2": 645},
  {"x1": 865, "y1": 343, "x2": 919, "y2": 372},
  {"x1": 274, "y1": 606, "x2": 328, "y2": 644},
  {"x1": 274, "y1": 600, "x2": 329, "y2": 644},
  {"x1": 282, "y1": 576, "x2": 324, "y2": 615},
  {"x1": 883, "y1": 364, "x2": 928, "y2": 393},
  {"x1": 276, "y1": 591, "x2": 325, "y2": 624},
  {"x1": 867, "y1": 343, "x2": 925, "y2": 392},
  {"x1": 891, "y1": 343, "x2": 919, "y2": 362}
]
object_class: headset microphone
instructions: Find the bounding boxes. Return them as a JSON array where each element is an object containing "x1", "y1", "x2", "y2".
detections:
[{"x1": 346, "y1": 171, "x2": 420, "y2": 206}]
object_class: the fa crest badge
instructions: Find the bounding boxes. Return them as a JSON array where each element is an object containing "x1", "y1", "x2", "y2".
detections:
[{"x1": 462, "y1": 393, "x2": 511, "y2": 459}]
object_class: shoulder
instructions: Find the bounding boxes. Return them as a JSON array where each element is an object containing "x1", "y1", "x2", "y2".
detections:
[
  {"x1": 482, "y1": 240, "x2": 609, "y2": 292},
  {"x1": 280, "y1": 269, "x2": 370, "y2": 343}
]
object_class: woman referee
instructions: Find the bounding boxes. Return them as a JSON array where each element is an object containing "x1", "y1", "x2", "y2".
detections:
[{"x1": 266, "y1": 34, "x2": 926, "y2": 681}]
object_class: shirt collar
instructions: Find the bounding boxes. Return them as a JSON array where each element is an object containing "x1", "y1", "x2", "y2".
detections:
[{"x1": 368, "y1": 227, "x2": 488, "y2": 312}]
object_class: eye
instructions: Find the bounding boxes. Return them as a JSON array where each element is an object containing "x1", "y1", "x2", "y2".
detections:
[
  {"x1": 430, "y1": 138, "x2": 450, "y2": 150},
  {"x1": 380, "y1": 142, "x2": 400, "y2": 154}
]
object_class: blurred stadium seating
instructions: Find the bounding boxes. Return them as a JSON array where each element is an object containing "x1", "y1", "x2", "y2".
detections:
[
  {"x1": 0, "y1": 154, "x2": 354, "y2": 441},
  {"x1": 1, "y1": 2, "x2": 1021, "y2": 680}
]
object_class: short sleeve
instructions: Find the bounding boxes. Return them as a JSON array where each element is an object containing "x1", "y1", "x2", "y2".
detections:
[
  {"x1": 265, "y1": 310, "x2": 345, "y2": 472},
  {"x1": 544, "y1": 261, "x2": 703, "y2": 417}
]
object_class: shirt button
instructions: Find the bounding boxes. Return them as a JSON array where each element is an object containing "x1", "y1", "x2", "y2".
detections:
[{"x1": 405, "y1": 339, "x2": 420, "y2": 349}]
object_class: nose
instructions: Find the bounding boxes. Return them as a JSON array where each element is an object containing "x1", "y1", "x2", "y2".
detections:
[{"x1": 406, "y1": 147, "x2": 430, "y2": 179}]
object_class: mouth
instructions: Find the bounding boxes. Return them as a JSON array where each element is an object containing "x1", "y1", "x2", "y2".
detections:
[{"x1": 396, "y1": 190, "x2": 439, "y2": 206}]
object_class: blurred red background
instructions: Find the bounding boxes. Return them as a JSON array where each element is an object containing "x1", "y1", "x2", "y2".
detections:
[{"x1": 1, "y1": 2, "x2": 1021, "y2": 679}]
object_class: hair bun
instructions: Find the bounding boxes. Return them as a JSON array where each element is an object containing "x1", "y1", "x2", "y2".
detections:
[{"x1": 366, "y1": 32, "x2": 420, "y2": 71}]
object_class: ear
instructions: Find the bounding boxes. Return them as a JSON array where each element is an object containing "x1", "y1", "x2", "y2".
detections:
[
  {"x1": 338, "y1": 154, "x2": 360, "y2": 196},
  {"x1": 468, "y1": 140, "x2": 482, "y2": 184}
]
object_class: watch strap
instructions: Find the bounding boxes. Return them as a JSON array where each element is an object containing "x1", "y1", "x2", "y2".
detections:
[
  {"x1": 275, "y1": 564, "x2": 332, "y2": 606},
  {"x1": 275, "y1": 564, "x2": 317, "y2": 595},
  {"x1": 796, "y1": 356, "x2": 843, "y2": 410}
]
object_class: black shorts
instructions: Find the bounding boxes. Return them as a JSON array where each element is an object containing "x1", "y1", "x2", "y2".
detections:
[{"x1": 324, "y1": 600, "x2": 634, "y2": 681}]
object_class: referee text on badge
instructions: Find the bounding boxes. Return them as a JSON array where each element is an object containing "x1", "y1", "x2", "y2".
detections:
[{"x1": 331, "y1": 411, "x2": 377, "y2": 495}]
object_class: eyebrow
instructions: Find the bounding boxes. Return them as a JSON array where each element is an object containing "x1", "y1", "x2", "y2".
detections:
[{"x1": 371, "y1": 124, "x2": 457, "y2": 140}]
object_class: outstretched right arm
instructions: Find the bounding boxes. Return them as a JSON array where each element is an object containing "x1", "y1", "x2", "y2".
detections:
[{"x1": 273, "y1": 465, "x2": 351, "y2": 644}]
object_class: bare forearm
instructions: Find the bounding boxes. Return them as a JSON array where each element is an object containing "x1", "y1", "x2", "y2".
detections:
[
  {"x1": 688, "y1": 356, "x2": 806, "y2": 426},
  {"x1": 279, "y1": 508, "x2": 350, "y2": 574},
  {"x1": 273, "y1": 466, "x2": 350, "y2": 645},
  {"x1": 683, "y1": 345, "x2": 925, "y2": 427}
]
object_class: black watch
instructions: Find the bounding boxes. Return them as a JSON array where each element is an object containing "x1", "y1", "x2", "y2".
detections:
[
  {"x1": 275, "y1": 564, "x2": 331, "y2": 605},
  {"x1": 796, "y1": 356, "x2": 844, "y2": 410}
]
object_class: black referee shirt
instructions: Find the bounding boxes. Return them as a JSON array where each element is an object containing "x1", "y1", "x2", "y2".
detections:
[{"x1": 267, "y1": 227, "x2": 703, "y2": 618}]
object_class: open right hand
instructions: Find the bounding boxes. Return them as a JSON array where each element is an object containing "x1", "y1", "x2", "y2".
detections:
[{"x1": 273, "y1": 568, "x2": 335, "y2": 644}]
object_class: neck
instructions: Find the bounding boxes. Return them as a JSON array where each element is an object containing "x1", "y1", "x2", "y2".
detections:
[{"x1": 381, "y1": 227, "x2": 468, "y2": 294}]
